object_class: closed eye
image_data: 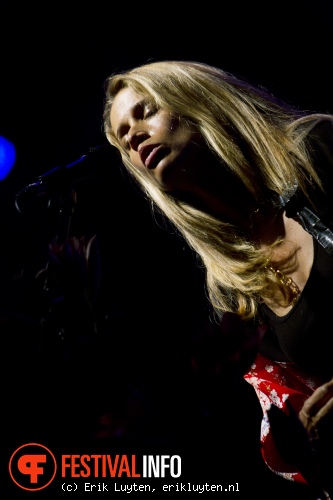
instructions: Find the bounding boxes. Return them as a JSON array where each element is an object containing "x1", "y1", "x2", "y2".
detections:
[
  {"x1": 144, "y1": 102, "x2": 158, "y2": 119},
  {"x1": 115, "y1": 98, "x2": 159, "y2": 150}
]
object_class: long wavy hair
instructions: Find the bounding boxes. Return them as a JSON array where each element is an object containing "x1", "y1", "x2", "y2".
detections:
[{"x1": 103, "y1": 60, "x2": 331, "y2": 320}]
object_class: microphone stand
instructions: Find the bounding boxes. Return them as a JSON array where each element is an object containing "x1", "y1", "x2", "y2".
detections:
[
  {"x1": 34, "y1": 184, "x2": 81, "y2": 363},
  {"x1": 16, "y1": 153, "x2": 105, "y2": 367}
]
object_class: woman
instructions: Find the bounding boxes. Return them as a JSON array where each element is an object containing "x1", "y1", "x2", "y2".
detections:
[{"x1": 103, "y1": 60, "x2": 333, "y2": 497}]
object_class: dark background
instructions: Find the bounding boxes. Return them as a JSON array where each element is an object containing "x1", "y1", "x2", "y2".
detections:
[
  {"x1": 1, "y1": 2, "x2": 333, "y2": 498},
  {"x1": 2, "y1": 0, "x2": 333, "y2": 271},
  {"x1": 2, "y1": 0, "x2": 333, "y2": 187}
]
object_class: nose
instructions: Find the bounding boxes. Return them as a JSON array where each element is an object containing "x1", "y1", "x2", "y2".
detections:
[{"x1": 127, "y1": 125, "x2": 149, "y2": 151}]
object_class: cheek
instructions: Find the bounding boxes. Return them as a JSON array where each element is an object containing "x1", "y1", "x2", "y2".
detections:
[
  {"x1": 169, "y1": 115, "x2": 181, "y2": 133},
  {"x1": 151, "y1": 111, "x2": 177, "y2": 135},
  {"x1": 170, "y1": 117, "x2": 201, "y2": 144}
]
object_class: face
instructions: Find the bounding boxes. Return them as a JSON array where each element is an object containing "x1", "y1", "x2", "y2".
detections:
[
  {"x1": 110, "y1": 86, "x2": 256, "y2": 228},
  {"x1": 109, "y1": 87, "x2": 208, "y2": 192}
]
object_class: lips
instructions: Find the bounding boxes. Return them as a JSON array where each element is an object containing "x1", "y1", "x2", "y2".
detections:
[{"x1": 139, "y1": 144, "x2": 163, "y2": 169}]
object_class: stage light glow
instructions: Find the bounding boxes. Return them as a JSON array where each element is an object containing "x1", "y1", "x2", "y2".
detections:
[{"x1": 0, "y1": 136, "x2": 16, "y2": 180}]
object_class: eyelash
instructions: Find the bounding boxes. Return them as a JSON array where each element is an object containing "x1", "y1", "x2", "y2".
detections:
[
  {"x1": 144, "y1": 105, "x2": 157, "y2": 118},
  {"x1": 120, "y1": 104, "x2": 158, "y2": 150}
]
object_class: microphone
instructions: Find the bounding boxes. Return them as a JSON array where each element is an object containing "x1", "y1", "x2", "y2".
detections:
[{"x1": 15, "y1": 144, "x2": 119, "y2": 215}]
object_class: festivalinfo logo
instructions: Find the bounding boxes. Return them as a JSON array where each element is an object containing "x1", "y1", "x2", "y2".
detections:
[{"x1": 9, "y1": 442, "x2": 181, "y2": 492}]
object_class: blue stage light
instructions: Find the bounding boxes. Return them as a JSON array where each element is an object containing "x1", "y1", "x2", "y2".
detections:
[{"x1": 0, "y1": 136, "x2": 16, "y2": 180}]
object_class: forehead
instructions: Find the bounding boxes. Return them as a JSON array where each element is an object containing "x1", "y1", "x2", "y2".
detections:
[{"x1": 110, "y1": 87, "x2": 145, "y2": 130}]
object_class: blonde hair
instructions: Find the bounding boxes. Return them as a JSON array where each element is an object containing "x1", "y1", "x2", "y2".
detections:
[{"x1": 103, "y1": 59, "x2": 332, "y2": 320}]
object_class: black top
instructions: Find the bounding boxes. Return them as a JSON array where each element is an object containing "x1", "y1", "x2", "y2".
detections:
[
  {"x1": 259, "y1": 119, "x2": 333, "y2": 381},
  {"x1": 259, "y1": 240, "x2": 333, "y2": 380}
]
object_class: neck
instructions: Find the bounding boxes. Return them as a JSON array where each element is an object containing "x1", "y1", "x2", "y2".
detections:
[{"x1": 251, "y1": 206, "x2": 286, "y2": 248}]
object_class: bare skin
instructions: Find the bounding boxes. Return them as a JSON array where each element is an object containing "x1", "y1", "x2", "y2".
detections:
[
  {"x1": 260, "y1": 212, "x2": 314, "y2": 316},
  {"x1": 299, "y1": 380, "x2": 333, "y2": 432}
]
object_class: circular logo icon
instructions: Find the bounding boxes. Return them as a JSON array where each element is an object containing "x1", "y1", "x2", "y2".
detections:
[{"x1": 9, "y1": 443, "x2": 57, "y2": 491}]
